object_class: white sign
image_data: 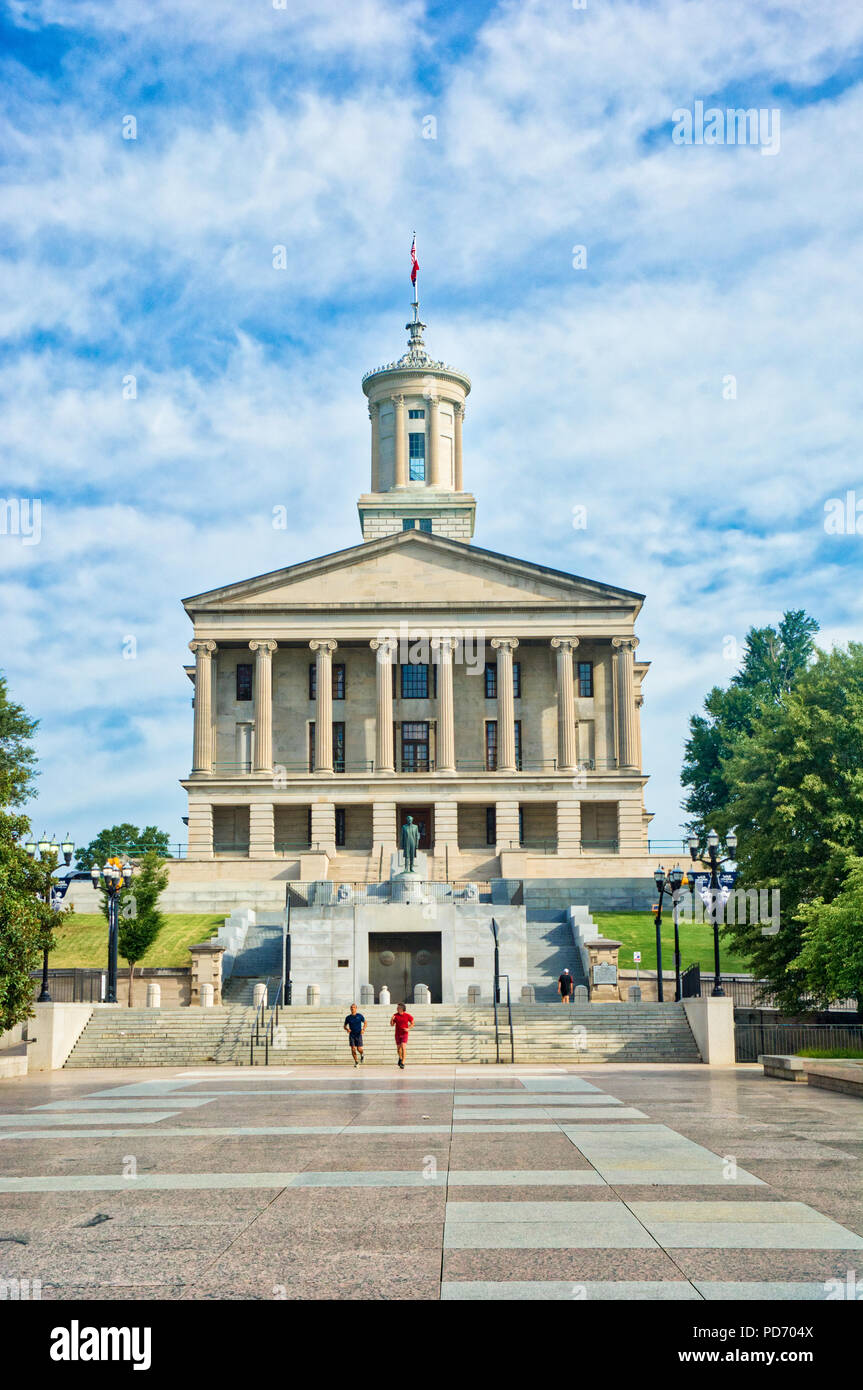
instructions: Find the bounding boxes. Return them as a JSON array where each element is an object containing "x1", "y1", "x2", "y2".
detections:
[{"x1": 633, "y1": 951, "x2": 642, "y2": 963}]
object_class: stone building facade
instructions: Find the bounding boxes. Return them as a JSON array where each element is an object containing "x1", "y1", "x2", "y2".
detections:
[{"x1": 178, "y1": 301, "x2": 655, "y2": 891}]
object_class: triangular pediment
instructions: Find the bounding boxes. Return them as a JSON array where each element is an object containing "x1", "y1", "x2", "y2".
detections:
[{"x1": 184, "y1": 532, "x2": 642, "y2": 613}]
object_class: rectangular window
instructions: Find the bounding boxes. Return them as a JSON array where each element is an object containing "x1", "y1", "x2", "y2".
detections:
[
  {"x1": 485, "y1": 662, "x2": 521, "y2": 698},
  {"x1": 408, "y1": 431, "x2": 425, "y2": 481},
  {"x1": 486, "y1": 806, "x2": 496, "y2": 845},
  {"x1": 485, "y1": 721, "x2": 498, "y2": 771},
  {"x1": 236, "y1": 663, "x2": 253, "y2": 701},
  {"x1": 335, "y1": 808, "x2": 346, "y2": 846},
  {"x1": 402, "y1": 518, "x2": 416, "y2": 530},
  {"x1": 401, "y1": 663, "x2": 429, "y2": 699},
  {"x1": 309, "y1": 663, "x2": 346, "y2": 699},
  {"x1": 408, "y1": 409, "x2": 425, "y2": 419},
  {"x1": 418, "y1": 517, "x2": 432, "y2": 532},
  {"x1": 515, "y1": 719, "x2": 522, "y2": 771},
  {"x1": 309, "y1": 723, "x2": 345, "y2": 772},
  {"x1": 518, "y1": 806, "x2": 524, "y2": 844},
  {"x1": 401, "y1": 721, "x2": 430, "y2": 772},
  {"x1": 578, "y1": 661, "x2": 594, "y2": 698}
]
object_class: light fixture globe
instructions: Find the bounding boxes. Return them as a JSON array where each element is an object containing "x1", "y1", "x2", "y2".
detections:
[
  {"x1": 654, "y1": 866, "x2": 666, "y2": 890},
  {"x1": 726, "y1": 831, "x2": 738, "y2": 855},
  {"x1": 707, "y1": 828, "x2": 720, "y2": 851},
  {"x1": 25, "y1": 842, "x2": 36, "y2": 858},
  {"x1": 669, "y1": 865, "x2": 684, "y2": 891}
]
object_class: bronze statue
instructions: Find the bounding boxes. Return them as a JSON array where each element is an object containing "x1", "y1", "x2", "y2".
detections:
[{"x1": 400, "y1": 815, "x2": 420, "y2": 874}]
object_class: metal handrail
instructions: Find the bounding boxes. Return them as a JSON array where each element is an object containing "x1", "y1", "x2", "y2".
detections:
[
  {"x1": 249, "y1": 900, "x2": 291, "y2": 1066},
  {"x1": 499, "y1": 972, "x2": 515, "y2": 1064}
]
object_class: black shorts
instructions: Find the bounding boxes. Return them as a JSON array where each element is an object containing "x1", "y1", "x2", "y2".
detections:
[{"x1": 348, "y1": 1034, "x2": 364, "y2": 1047}]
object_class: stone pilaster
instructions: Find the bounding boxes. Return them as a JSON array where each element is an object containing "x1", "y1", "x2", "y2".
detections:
[
  {"x1": 310, "y1": 799, "x2": 336, "y2": 855},
  {"x1": 189, "y1": 639, "x2": 217, "y2": 774},
  {"x1": 453, "y1": 402, "x2": 464, "y2": 492},
  {"x1": 372, "y1": 801, "x2": 398, "y2": 865},
  {"x1": 249, "y1": 802, "x2": 275, "y2": 859},
  {"x1": 432, "y1": 636, "x2": 455, "y2": 772},
  {"x1": 187, "y1": 802, "x2": 213, "y2": 859},
  {"x1": 556, "y1": 799, "x2": 581, "y2": 855},
  {"x1": 551, "y1": 637, "x2": 579, "y2": 772},
  {"x1": 249, "y1": 639, "x2": 277, "y2": 774},
  {"x1": 392, "y1": 394, "x2": 407, "y2": 486},
  {"x1": 369, "y1": 401, "x2": 380, "y2": 492},
  {"x1": 310, "y1": 639, "x2": 337, "y2": 773},
  {"x1": 491, "y1": 637, "x2": 519, "y2": 772},
  {"x1": 494, "y1": 800, "x2": 521, "y2": 854},
  {"x1": 432, "y1": 798, "x2": 458, "y2": 865},
  {"x1": 425, "y1": 393, "x2": 440, "y2": 485},
  {"x1": 612, "y1": 637, "x2": 639, "y2": 769},
  {"x1": 370, "y1": 637, "x2": 396, "y2": 773}
]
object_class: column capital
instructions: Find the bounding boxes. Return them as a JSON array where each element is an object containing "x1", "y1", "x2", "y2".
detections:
[
  {"x1": 370, "y1": 636, "x2": 397, "y2": 653},
  {"x1": 612, "y1": 636, "x2": 639, "y2": 652},
  {"x1": 551, "y1": 637, "x2": 580, "y2": 653},
  {"x1": 453, "y1": 401, "x2": 465, "y2": 419},
  {"x1": 430, "y1": 636, "x2": 455, "y2": 656},
  {"x1": 491, "y1": 637, "x2": 520, "y2": 653},
  {"x1": 249, "y1": 639, "x2": 277, "y2": 655},
  {"x1": 423, "y1": 391, "x2": 439, "y2": 406},
  {"x1": 309, "y1": 639, "x2": 338, "y2": 654},
  {"x1": 189, "y1": 639, "x2": 217, "y2": 656},
  {"x1": 391, "y1": 392, "x2": 405, "y2": 406},
  {"x1": 368, "y1": 401, "x2": 379, "y2": 419}
]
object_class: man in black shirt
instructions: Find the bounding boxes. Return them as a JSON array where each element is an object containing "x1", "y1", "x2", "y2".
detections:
[
  {"x1": 558, "y1": 968, "x2": 574, "y2": 1003},
  {"x1": 344, "y1": 1004, "x2": 366, "y2": 1064}
]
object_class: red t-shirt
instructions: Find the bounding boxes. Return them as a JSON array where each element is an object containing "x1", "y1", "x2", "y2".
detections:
[{"x1": 393, "y1": 1011, "x2": 414, "y2": 1040}]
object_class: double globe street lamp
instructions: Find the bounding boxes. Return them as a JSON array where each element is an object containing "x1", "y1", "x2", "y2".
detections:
[
  {"x1": 24, "y1": 835, "x2": 74, "y2": 1003},
  {"x1": 653, "y1": 864, "x2": 685, "y2": 1002},
  {"x1": 688, "y1": 827, "x2": 738, "y2": 997},
  {"x1": 91, "y1": 860, "x2": 134, "y2": 1005}
]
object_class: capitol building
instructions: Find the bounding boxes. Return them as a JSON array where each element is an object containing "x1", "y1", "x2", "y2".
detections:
[{"x1": 169, "y1": 294, "x2": 659, "y2": 918}]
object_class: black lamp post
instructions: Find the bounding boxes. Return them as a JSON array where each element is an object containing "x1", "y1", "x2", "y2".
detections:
[
  {"x1": 653, "y1": 864, "x2": 685, "y2": 1002},
  {"x1": 25, "y1": 835, "x2": 74, "y2": 1003},
  {"x1": 91, "y1": 859, "x2": 134, "y2": 1005},
  {"x1": 688, "y1": 828, "x2": 737, "y2": 997}
]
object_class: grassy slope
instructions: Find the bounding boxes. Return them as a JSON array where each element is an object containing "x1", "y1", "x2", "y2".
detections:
[
  {"x1": 48, "y1": 913, "x2": 223, "y2": 969},
  {"x1": 593, "y1": 911, "x2": 752, "y2": 974}
]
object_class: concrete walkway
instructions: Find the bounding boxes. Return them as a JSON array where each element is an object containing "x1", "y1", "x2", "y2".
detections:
[{"x1": 0, "y1": 1063, "x2": 860, "y2": 1300}]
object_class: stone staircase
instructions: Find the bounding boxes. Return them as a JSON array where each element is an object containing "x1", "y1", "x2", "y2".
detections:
[
  {"x1": 252, "y1": 1003, "x2": 701, "y2": 1065},
  {"x1": 221, "y1": 918, "x2": 284, "y2": 1005},
  {"x1": 525, "y1": 909, "x2": 588, "y2": 1001},
  {"x1": 64, "y1": 1006, "x2": 254, "y2": 1068}
]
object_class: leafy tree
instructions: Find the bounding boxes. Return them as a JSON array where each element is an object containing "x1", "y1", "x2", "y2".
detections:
[
  {"x1": 0, "y1": 672, "x2": 38, "y2": 807},
  {"x1": 793, "y1": 857, "x2": 863, "y2": 1014},
  {"x1": 0, "y1": 677, "x2": 49, "y2": 1032},
  {"x1": 682, "y1": 611, "x2": 819, "y2": 836},
  {"x1": 76, "y1": 824, "x2": 172, "y2": 870},
  {"x1": 722, "y1": 643, "x2": 863, "y2": 1011},
  {"x1": 118, "y1": 852, "x2": 169, "y2": 1006}
]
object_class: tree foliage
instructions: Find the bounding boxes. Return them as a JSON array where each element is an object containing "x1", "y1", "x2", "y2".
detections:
[
  {"x1": 76, "y1": 823, "x2": 172, "y2": 870},
  {"x1": 118, "y1": 851, "x2": 169, "y2": 1006},
  {"x1": 0, "y1": 677, "x2": 48, "y2": 1032},
  {"x1": 681, "y1": 611, "x2": 819, "y2": 835},
  {"x1": 793, "y1": 857, "x2": 863, "y2": 1013},
  {"x1": 721, "y1": 643, "x2": 863, "y2": 1011}
]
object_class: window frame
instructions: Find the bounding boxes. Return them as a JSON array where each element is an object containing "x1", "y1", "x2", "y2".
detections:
[
  {"x1": 236, "y1": 663, "x2": 253, "y2": 702},
  {"x1": 577, "y1": 661, "x2": 594, "y2": 698}
]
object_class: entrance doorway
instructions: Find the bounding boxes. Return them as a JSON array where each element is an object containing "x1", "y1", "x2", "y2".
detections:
[
  {"x1": 399, "y1": 806, "x2": 433, "y2": 850},
  {"x1": 368, "y1": 932, "x2": 442, "y2": 1003}
]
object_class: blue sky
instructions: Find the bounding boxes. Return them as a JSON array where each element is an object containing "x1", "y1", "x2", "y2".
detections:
[{"x1": 2, "y1": 0, "x2": 863, "y2": 851}]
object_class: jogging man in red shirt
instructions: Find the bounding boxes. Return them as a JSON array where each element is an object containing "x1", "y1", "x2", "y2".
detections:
[{"x1": 390, "y1": 1002, "x2": 414, "y2": 1069}]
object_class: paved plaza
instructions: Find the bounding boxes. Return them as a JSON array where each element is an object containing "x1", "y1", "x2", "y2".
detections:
[{"x1": 0, "y1": 1063, "x2": 861, "y2": 1301}]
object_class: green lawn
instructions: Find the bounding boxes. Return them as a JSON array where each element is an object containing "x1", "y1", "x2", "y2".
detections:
[
  {"x1": 48, "y1": 914, "x2": 223, "y2": 969},
  {"x1": 592, "y1": 911, "x2": 753, "y2": 975},
  {"x1": 797, "y1": 1047, "x2": 863, "y2": 1059}
]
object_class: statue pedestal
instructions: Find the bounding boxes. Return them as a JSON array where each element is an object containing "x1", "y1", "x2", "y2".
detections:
[
  {"x1": 389, "y1": 850, "x2": 428, "y2": 880},
  {"x1": 391, "y1": 871, "x2": 426, "y2": 904}
]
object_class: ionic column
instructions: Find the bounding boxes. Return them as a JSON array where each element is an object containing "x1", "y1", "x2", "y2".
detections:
[
  {"x1": 189, "y1": 639, "x2": 217, "y2": 774},
  {"x1": 491, "y1": 637, "x2": 519, "y2": 772},
  {"x1": 249, "y1": 639, "x2": 277, "y2": 774},
  {"x1": 369, "y1": 401, "x2": 380, "y2": 492},
  {"x1": 551, "y1": 637, "x2": 579, "y2": 772},
  {"x1": 432, "y1": 636, "x2": 455, "y2": 772},
  {"x1": 612, "y1": 637, "x2": 639, "y2": 769},
  {"x1": 392, "y1": 394, "x2": 407, "y2": 486},
  {"x1": 453, "y1": 402, "x2": 464, "y2": 491},
  {"x1": 310, "y1": 639, "x2": 337, "y2": 773},
  {"x1": 426, "y1": 393, "x2": 440, "y2": 485},
  {"x1": 370, "y1": 637, "x2": 396, "y2": 773}
]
